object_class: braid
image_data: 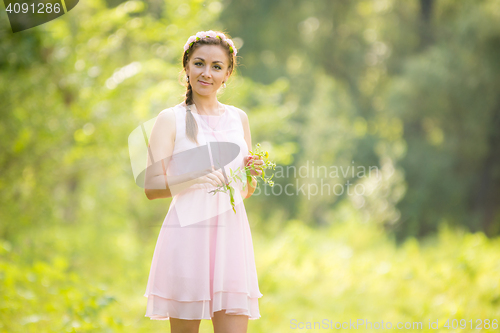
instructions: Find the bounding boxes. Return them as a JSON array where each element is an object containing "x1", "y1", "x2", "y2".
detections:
[
  {"x1": 185, "y1": 81, "x2": 199, "y2": 145},
  {"x1": 181, "y1": 30, "x2": 238, "y2": 145}
]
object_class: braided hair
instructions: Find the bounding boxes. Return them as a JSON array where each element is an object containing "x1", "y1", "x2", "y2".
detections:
[{"x1": 180, "y1": 31, "x2": 238, "y2": 145}]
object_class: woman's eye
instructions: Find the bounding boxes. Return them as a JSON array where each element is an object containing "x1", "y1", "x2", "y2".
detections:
[{"x1": 194, "y1": 62, "x2": 220, "y2": 69}]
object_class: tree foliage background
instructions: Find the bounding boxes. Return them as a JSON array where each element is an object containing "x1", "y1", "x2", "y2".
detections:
[{"x1": 1, "y1": 0, "x2": 500, "y2": 331}]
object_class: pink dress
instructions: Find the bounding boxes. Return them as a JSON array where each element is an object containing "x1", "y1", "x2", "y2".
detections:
[{"x1": 143, "y1": 102, "x2": 263, "y2": 320}]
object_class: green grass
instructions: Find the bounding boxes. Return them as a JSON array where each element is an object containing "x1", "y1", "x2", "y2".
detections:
[{"x1": 1, "y1": 217, "x2": 499, "y2": 332}]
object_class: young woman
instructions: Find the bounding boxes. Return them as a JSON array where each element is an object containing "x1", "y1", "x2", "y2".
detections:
[{"x1": 143, "y1": 30, "x2": 265, "y2": 333}]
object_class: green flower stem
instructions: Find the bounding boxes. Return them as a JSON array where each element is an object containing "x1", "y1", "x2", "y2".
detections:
[{"x1": 208, "y1": 143, "x2": 276, "y2": 213}]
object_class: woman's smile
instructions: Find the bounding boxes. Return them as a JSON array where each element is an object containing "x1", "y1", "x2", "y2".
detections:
[{"x1": 199, "y1": 80, "x2": 212, "y2": 86}]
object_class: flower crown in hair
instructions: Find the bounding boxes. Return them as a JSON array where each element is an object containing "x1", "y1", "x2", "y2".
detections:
[{"x1": 183, "y1": 30, "x2": 238, "y2": 56}]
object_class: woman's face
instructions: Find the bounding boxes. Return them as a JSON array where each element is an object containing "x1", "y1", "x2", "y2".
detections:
[{"x1": 185, "y1": 44, "x2": 231, "y2": 97}]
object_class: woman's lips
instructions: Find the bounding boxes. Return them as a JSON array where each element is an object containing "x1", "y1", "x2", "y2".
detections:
[{"x1": 199, "y1": 81, "x2": 211, "y2": 86}]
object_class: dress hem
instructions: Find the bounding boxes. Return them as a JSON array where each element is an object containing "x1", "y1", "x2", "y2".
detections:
[
  {"x1": 144, "y1": 291, "x2": 262, "y2": 320},
  {"x1": 143, "y1": 290, "x2": 264, "y2": 301}
]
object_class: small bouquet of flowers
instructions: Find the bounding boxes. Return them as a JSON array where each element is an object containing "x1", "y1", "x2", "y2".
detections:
[{"x1": 209, "y1": 143, "x2": 276, "y2": 213}]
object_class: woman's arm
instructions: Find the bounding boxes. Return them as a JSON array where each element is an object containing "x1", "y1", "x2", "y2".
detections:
[
  {"x1": 239, "y1": 110, "x2": 260, "y2": 199},
  {"x1": 144, "y1": 109, "x2": 200, "y2": 200},
  {"x1": 243, "y1": 173, "x2": 258, "y2": 199}
]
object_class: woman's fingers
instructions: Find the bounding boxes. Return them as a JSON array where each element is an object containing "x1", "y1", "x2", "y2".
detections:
[
  {"x1": 246, "y1": 156, "x2": 265, "y2": 176},
  {"x1": 245, "y1": 155, "x2": 267, "y2": 177},
  {"x1": 216, "y1": 170, "x2": 227, "y2": 185},
  {"x1": 210, "y1": 168, "x2": 226, "y2": 186},
  {"x1": 252, "y1": 159, "x2": 264, "y2": 168},
  {"x1": 247, "y1": 156, "x2": 264, "y2": 165}
]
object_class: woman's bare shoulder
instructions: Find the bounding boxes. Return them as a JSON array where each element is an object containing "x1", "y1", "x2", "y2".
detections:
[
  {"x1": 158, "y1": 104, "x2": 181, "y2": 117},
  {"x1": 226, "y1": 104, "x2": 249, "y2": 123},
  {"x1": 154, "y1": 106, "x2": 177, "y2": 141}
]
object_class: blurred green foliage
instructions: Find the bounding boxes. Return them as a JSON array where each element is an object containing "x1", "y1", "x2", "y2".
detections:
[
  {"x1": 1, "y1": 0, "x2": 500, "y2": 331},
  {"x1": 1, "y1": 210, "x2": 500, "y2": 332}
]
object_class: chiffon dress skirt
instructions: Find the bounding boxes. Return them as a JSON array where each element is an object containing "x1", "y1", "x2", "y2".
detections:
[{"x1": 143, "y1": 102, "x2": 263, "y2": 320}]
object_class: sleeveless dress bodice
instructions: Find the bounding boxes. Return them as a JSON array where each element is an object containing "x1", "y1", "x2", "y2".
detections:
[{"x1": 166, "y1": 102, "x2": 249, "y2": 227}]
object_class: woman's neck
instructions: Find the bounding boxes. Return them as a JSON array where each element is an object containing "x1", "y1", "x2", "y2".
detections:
[{"x1": 190, "y1": 95, "x2": 220, "y2": 116}]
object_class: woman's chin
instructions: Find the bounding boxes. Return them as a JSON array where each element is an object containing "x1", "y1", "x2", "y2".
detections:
[{"x1": 193, "y1": 89, "x2": 215, "y2": 96}]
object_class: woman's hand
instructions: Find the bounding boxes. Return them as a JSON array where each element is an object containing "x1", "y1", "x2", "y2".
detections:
[
  {"x1": 244, "y1": 154, "x2": 264, "y2": 176},
  {"x1": 195, "y1": 166, "x2": 227, "y2": 187}
]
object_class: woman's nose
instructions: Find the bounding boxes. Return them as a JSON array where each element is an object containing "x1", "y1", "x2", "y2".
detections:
[{"x1": 202, "y1": 68, "x2": 211, "y2": 78}]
